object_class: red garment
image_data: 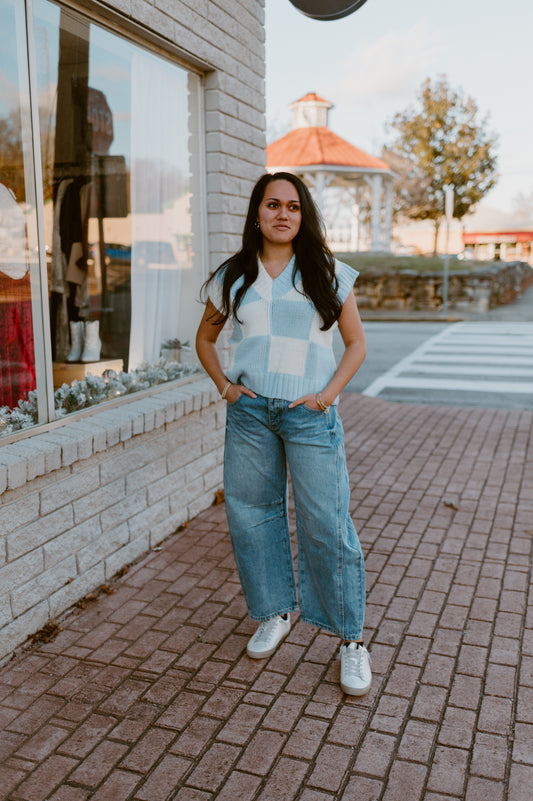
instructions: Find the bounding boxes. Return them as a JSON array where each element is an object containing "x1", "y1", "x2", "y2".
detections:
[{"x1": 0, "y1": 270, "x2": 37, "y2": 408}]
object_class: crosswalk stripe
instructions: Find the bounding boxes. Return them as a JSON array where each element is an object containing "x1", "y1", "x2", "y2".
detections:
[
  {"x1": 415, "y1": 355, "x2": 533, "y2": 365},
  {"x1": 362, "y1": 322, "x2": 533, "y2": 398},
  {"x1": 378, "y1": 377, "x2": 533, "y2": 394},
  {"x1": 404, "y1": 364, "x2": 533, "y2": 377},
  {"x1": 430, "y1": 345, "x2": 533, "y2": 354},
  {"x1": 436, "y1": 335, "x2": 533, "y2": 342}
]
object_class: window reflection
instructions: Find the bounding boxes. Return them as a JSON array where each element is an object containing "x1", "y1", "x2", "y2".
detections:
[
  {"x1": 34, "y1": 0, "x2": 201, "y2": 412},
  {"x1": 1, "y1": 0, "x2": 203, "y2": 436},
  {"x1": 0, "y1": 0, "x2": 39, "y2": 434}
]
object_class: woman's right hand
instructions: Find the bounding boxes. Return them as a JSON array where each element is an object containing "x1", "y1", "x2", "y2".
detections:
[{"x1": 225, "y1": 383, "x2": 257, "y2": 404}]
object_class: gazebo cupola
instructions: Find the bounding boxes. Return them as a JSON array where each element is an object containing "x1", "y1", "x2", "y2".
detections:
[
  {"x1": 290, "y1": 93, "x2": 332, "y2": 129},
  {"x1": 267, "y1": 93, "x2": 394, "y2": 252}
]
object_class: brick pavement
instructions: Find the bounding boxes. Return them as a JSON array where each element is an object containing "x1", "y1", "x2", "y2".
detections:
[{"x1": 0, "y1": 394, "x2": 532, "y2": 801}]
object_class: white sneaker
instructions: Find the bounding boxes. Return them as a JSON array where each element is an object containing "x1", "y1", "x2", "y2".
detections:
[
  {"x1": 340, "y1": 642, "x2": 372, "y2": 695},
  {"x1": 246, "y1": 614, "x2": 291, "y2": 659}
]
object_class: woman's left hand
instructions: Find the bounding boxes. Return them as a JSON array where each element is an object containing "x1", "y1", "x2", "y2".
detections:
[{"x1": 288, "y1": 394, "x2": 323, "y2": 410}]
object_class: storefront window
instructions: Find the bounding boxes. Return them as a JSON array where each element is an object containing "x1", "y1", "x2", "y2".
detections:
[
  {"x1": 1, "y1": 0, "x2": 203, "y2": 438},
  {"x1": 0, "y1": 0, "x2": 46, "y2": 437},
  {"x1": 35, "y1": 0, "x2": 203, "y2": 415}
]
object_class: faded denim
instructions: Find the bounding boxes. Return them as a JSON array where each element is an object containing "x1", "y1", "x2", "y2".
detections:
[{"x1": 224, "y1": 394, "x2": 365, "y2": 641}]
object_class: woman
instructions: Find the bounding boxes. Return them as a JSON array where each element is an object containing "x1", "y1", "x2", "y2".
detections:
[{"x1": 195, "y1": 172, "x2": 371, "y2": 695}]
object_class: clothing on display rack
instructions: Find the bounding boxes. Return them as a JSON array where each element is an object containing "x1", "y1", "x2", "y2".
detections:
[{"x1": 0, "y1": 183, "x2": 36, "y2": 407}]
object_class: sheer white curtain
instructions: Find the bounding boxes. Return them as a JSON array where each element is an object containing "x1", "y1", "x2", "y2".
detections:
[{"x1": 129, "y1": 52, "x2": 185, "y2": 369}]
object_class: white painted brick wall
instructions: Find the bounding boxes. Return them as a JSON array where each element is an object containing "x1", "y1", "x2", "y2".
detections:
[
  {"x1": 0, "y1": 379, "x2": 227, "y2": 662},
  {"x1": 0, "y1": 0, "x2": 266, "y2": 662}
]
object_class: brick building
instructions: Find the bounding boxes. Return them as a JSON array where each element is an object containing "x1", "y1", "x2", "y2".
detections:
[{"x1": 0, "y1": 0, "x2": 266, "y2": 661}]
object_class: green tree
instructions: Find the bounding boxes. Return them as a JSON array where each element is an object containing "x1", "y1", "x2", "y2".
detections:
[{"x1": 385, "y1": 75, "x2": 498, "y2": 254}]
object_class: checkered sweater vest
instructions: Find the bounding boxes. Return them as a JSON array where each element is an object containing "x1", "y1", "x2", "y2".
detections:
[{"x1": 209, "y1": 256, "x2": 358, "y2": 403}]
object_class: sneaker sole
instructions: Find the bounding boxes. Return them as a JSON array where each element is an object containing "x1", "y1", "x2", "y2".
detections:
[
  {"x1": 246, "y1": 627, "x2": 290, "y2": 659},
  {"x1": 340, "y1": 678, "x2": 372, "y2": 696}
]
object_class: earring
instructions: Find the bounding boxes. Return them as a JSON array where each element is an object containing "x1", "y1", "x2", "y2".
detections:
[{"x1": 254, "y1": 221, "x2": 260, "y2": 230}]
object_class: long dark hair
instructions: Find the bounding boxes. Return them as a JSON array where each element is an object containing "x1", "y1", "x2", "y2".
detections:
[{"x1": 203, "y1": 172, "x2": 342, "y2": 331}]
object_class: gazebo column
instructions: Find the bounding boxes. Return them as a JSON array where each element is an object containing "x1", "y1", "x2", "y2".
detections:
[
  {"x1": 306, "y1": 170, "x2": 334, "y2": 210},
  {"x1": 315, "y1": 172, "x2": 326, "y2": 210},
  {"x1": 382, "y1": 179, "x2": 393, "y2": 251},
  {"x1": 349, "y1": 185, "x2": 360, "y2": 252},
  {"x1": 368, "y1": 174, "x2": 383, "y2": 251}
]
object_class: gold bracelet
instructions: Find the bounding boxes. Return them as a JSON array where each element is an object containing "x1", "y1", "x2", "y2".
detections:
[
  {"x1": 316, "y1": 392, "x2": 329, "y2": 412},
  {"x1": 221, "y1": 381, "x2": 232, "y2": 400}
]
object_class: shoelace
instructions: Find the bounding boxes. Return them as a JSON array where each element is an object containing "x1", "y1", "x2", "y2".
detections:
[
  {"x1": 343, "y1": 646, "x2": 364, "y2": 677},
  {"x1": 253, "y1": 619, "x2": 279, "y2": 645}
]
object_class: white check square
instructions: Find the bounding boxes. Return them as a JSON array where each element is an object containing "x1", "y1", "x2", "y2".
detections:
[{"x1": 268, "y1": 336, "x2": 308, "y2": 376}]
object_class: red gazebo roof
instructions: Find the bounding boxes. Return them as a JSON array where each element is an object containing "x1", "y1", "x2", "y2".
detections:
[
  {"x1": 266, "y1": 126, "x2": 390, "y2": 171},
  {"x1": 293, "y1": 92, "x2": 331, "y2": 104}
]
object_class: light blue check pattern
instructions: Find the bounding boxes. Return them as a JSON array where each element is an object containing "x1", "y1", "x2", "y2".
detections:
[{"x1": 209, "y1": 256, "x2": 358, "y2": 403}]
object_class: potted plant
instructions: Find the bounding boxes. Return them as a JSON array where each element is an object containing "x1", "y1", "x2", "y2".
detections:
[{"x1": 160, "y1": 338, "x2": 190, "y2": 363}]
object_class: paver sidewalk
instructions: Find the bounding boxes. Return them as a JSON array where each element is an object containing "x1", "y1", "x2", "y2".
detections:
[{"x1": 0, "y1": 394, "x2": 532, "y2": 801}]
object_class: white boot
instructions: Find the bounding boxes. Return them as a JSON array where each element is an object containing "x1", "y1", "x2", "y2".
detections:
[
  {"x1": 81, "y1": 320, "x2": 101, "y2": 362},
  {"x1": 66, "y1": 321, "x2": 84, "y2": 362}
]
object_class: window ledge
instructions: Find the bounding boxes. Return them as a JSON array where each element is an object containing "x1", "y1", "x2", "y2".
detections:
[{"x1": 0, "y1": 377, "x2": 220, "y2": 494}]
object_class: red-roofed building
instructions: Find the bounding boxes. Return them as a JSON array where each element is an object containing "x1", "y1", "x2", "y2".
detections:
[
  {"x1": 462, "y1": 230, "x2": 533, "y2": 263},
  {"x1": 266, "y1": 94, "x2": 393, "y2": 251}
]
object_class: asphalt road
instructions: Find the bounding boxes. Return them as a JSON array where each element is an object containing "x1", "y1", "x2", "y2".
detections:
[
  {"x1": 336, "y1": 322, "x2": 447, "y2": 394},
  {"x1": 335, "y1": 282, "x2": 533, "y2": 411}
]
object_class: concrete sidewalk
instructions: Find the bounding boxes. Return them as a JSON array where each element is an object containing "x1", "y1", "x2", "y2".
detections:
[{"x1": 0, "y1": 394, "x2": 532, "y2": 801}]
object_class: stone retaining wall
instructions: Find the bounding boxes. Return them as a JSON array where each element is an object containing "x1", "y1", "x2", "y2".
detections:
[{"x1": 353, "y1": 261, "x2": 533, "y2": 312}]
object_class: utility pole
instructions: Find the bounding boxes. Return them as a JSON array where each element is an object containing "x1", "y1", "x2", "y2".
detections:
[{"x1": 443, "y1": 186, "x2": 454, "y2": 315}]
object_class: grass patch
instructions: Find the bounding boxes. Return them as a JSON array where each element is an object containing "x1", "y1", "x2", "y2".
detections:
[{"x1": 335, "y1": 252, "x2": 492, "y2": 274}]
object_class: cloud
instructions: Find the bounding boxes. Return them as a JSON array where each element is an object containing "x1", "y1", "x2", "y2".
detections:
[
  {"x1": 93, "y1": 64, "x2": 130, "y2": 83},
  {"x1": 0, "y1": 70, "x2": 21, "y2": 113},
  {"x1": 38, "y1": 81, "x2": 57, "y2": 111},
  {"x1": 327, "y1": 21, "x2": 441, "y2": 105}
]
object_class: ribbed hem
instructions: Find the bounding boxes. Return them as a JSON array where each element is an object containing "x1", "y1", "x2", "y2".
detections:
[{"x1": 226, "y1": 370, "x2": 340, "y2": 405}]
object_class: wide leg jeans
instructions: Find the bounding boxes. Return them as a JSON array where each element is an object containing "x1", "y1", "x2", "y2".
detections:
[{"x1": 224, "y1": 394, "x2": 365, "y2": 641}]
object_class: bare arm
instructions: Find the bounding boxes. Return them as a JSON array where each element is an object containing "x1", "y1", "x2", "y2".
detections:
[
  {"x1": 322, "y1": 291, "x2": 367, "y2": 404},
  {"x1": 195, "y1": 299, "x2": 257, "y2": 403},
  {"x1": 289, "y1": 291, "x2": 366, "y2": 409}
]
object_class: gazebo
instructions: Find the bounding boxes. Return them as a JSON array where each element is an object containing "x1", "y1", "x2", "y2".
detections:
[{"x1": 266, "y1": 93, "x2": 393, "y2": 251}]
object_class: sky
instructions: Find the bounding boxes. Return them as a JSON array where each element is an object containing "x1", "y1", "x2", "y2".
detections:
[{"x1": 265, "y1": 0, "x2": 533, "y2": 216}]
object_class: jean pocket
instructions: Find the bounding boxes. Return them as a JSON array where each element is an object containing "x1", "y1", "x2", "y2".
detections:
[
  {"x1": 227, "y1": 393, "x2": 245, "y2": 407},
  {"x1": 299, "y1": 403, "x2": 327, "y2": 415},
  {"x1": 298, "y1": 402, "x2": 336, "y2": 432}
]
